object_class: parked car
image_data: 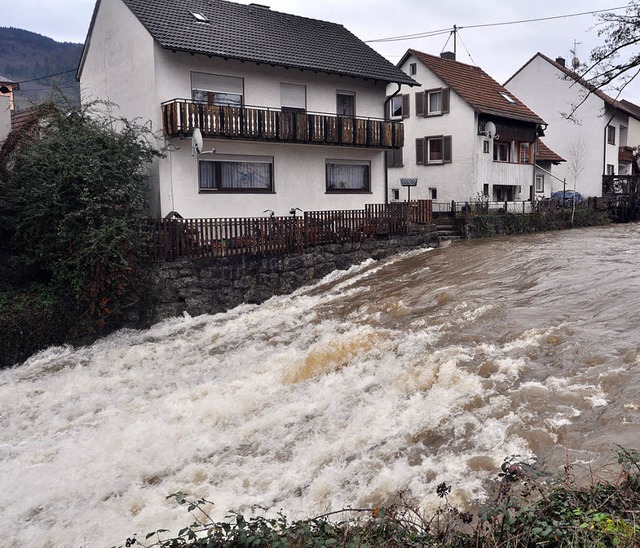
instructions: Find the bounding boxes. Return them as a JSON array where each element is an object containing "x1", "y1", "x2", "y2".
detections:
[{"x1": 551, "y1": 191, "x2": 584, "y2": 206}]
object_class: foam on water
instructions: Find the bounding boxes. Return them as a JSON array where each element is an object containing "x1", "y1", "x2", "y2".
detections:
[{"x1": 0, "y1": 234, "x2": 627, "y2": 547}]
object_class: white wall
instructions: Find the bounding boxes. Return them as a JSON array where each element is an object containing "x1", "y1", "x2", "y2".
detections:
[
  {"x1": 505, "y1": 56, "x2": 608, "y2": 197},
  {"x1": 0, "y1": 96, "x2": 10, "y2": 145},
  {"x1": 160, "y1": 139, "x2": 385, "y2": 218}
]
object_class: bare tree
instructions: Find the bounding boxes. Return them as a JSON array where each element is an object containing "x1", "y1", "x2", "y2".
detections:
[{"x1": 565, "y1": 137, "x2": 588, "y2": 224}]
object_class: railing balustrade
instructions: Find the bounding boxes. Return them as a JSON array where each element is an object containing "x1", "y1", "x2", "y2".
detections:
[{"x1": 161, "y1": 99, "x2": 404, "y2": 149}]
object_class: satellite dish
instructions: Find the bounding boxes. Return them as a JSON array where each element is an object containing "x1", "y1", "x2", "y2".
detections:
[
  {"x1": 571, "y1": 56, "x2": 580, "y2": 70},
  {"x1": 192, "y1": 127, "x2": 203, "y2": 156},
  {"x1": 484, "y1": 121, "x2": 497, "y2": 139}
]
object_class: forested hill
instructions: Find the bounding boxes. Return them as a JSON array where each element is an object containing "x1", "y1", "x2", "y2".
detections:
[{"x1": 0, "y1": 27, "x2": 83, "y2": 110}]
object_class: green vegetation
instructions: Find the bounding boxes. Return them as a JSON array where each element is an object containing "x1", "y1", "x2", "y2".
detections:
[
  {"x1": 116, "y1": 448, "x2": 640, "y2": 547},
  {"x1": 466, "y1": 207, "x2": 610, "y2": 239},
  {"x1": 0, "y1": 100, "x2": 162, "y2": 367}
]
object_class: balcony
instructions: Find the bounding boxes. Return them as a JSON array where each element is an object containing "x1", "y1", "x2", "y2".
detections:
[
  {"x1": 161, "y1": 99, "x2": 403, "y2": 149},
  {"x1": 619, "y1": 145, "x2": 635, "y2": 163}
]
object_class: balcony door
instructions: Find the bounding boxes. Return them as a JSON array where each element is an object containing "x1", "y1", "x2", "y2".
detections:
[{"x1": 191, "y1": 72, "x2": 244, "y2": 107}]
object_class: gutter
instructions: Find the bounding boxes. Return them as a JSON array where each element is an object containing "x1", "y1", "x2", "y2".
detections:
[{"x1": 383, "y1": 83, "x2": 402, "y2": 205}]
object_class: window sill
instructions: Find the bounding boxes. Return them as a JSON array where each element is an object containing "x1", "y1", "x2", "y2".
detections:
[
  {"x1": 325, "y1": 189, "x2": 372, "y2": 194},
  {"x1": 199, "y1": 189, "x2": 275, "y2": 194}
]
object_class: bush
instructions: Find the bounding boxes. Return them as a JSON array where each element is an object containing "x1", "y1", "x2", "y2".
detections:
[
  {"x1": 0, "y1": 101, "x2": 162, "y2": 367},
  {"x1": 117, "y1": 448, "x2": 640, "y2": 548}
]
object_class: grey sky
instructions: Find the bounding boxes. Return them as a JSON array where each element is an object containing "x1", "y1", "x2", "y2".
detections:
[{"x1": 3, "y1": 0, "x2": 638, "y2": 103}]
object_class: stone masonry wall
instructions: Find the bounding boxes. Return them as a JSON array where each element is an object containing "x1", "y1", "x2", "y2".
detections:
[{"x1": 152, "y1": 228, "x2": 437, "y2": 321}]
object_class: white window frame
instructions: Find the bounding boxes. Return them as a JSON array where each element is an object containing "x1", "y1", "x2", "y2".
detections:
[
  {"x1": 390, "y1": 95, "x2": 404, "y2": 119},
  {"x1": 535, "y1": 175, "x2": 544, "y2": 193},
  {"x1": 427, "y1": 137, "x2": 444, "y2": 164},
  {"x1": 427, "y1": 90, "x2": 442, "y2": 115},
  {"x1": 607, "y1": 125, "x2": 616, "y2": 145},
  {"x1": 493, "y1": 141, "x2": 510, "y2": 162}
]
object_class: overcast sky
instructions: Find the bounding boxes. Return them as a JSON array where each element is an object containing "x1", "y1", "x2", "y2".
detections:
[{"x1": 3, "y1": 0, "x2": 639, "y2": 103}]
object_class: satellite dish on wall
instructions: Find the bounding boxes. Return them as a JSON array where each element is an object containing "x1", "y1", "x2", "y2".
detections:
[
  {"x1": 192, "y1": 127, "x2": 204, "y2": 156},
  {"x1": 484, "y1": 121, "x2": 497, "y2": 139}
]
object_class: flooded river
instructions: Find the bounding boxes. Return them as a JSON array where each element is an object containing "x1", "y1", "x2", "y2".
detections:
[{"x1": 1, "y1": 223, "x2": 639, "y2": 546}]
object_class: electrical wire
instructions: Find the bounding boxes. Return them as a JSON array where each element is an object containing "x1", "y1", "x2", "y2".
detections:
[{"x1": 365, "y1": 5, "x2": 629, "y2": 44}]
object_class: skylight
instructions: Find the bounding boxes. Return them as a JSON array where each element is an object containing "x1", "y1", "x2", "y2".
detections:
[
  {"x1": 191, "y1": 12, "x2": 210, "y2": 23},
  {"x1": 500, "y1": 92, "x2": 516, "y2": 104}
]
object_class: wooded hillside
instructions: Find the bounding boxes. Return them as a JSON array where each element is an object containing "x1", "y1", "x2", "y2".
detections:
[{"x1": 0, "y1": 27, "x2": 83, "y2": 109}]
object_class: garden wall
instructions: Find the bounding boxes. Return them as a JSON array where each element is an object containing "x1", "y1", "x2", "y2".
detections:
[{"x1": 151, "y1": 227, "x2": 437, "y2": 321}]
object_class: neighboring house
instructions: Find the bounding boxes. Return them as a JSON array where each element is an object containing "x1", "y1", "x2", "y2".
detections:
[
  {"x1": 504, "y1": 53, "x2": 640, "y2": 197},
  {"x1": 386, "y1": 49, "x2": 548, "y2": 205},
  {"x1": 0, "y1": 74, "x2": 19, "y2": 111},
  {"x1": 534, "y1": 138, "x2": 566, "y2": 198},
  {"x1": 77, "y1": 0, "x2": 417, "y2": 218},
  {"x1": 0, "y1": 96, "x2": 10, "y2": 145}
]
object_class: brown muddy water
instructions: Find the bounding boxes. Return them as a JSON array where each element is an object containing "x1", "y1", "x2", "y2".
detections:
[{"x1": 1, "y1": 223, "x2": 639, "y2": 546}]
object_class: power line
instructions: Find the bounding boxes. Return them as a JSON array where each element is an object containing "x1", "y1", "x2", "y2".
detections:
[
  {"x1": 365, "y1": 6, "x2": 629, "y2": 44},
  {"x1": 14, "y1": 68, "x2": 77, "y2": 85}
]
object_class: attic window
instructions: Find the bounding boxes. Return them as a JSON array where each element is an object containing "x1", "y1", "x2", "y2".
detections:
[
  {"x1": 500, "y1": 92, "x2": 516, "y2": 104},
  {"x1": 191, "y1": 12, "x2": 209, "y2": 23}
]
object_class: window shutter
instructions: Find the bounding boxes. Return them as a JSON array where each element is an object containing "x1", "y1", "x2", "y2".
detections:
[
  {"x1": 192, "y1": 72, "x2": 244, "y2": 95},
  {"x1": 385, "y1": 99, "x2": 391, "y2": 121},
  {"x1": 386, "y1": 148, "x2": 404, "y2": 168},
  {"x1": 402, "y1": 94, "x2": 410, "y2": 119},
  {"x1": 280, "y1": 83, "x2": 306, "y2": 110},
  {"x1": 443, "y1": 135, "x2": 452, "y2": 163},
  {"x1": 416, "y1": 138, "x2": 425, "y2": 165},
  {"x1": 441, "y1": 88, "x2": 450, "y2": 114},
  {"x1": 415, "y1": 91, "x2": 425, "y2": 117}
]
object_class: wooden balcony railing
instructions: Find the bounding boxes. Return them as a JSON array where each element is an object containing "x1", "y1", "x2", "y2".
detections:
[
  {"x1": 161, "y1": 99, "x2": 404, "y2": 149},
  {"x1": 619, "y1": 146, "x2": 635, "y2": 163}
]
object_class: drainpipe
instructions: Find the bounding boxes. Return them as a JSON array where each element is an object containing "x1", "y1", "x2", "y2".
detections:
[
  {"x1": 383, "y1": 83, "x2": 402, "y2": 205},
  {"x1": 602, "y1": 109, "x2": 617, "y2": 193}
]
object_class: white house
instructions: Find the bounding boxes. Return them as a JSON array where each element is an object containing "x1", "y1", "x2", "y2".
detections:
[
  {"x1": 77, "y1": 0, "x2": 417, "y2": 218},
  {"x1": 386, "y1": 49, "x2": 551, "y2": 205},
  {"x1": 504, "y1": 53, "x2": 640, "y2": 197}
]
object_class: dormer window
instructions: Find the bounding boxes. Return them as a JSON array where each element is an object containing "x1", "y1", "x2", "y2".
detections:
[
  {"x1": 500, "y1": 92, "x2": 516, "y2": 104},
  {"x1": 191, "y1": 12, "x2": 209, "y2": 23}
]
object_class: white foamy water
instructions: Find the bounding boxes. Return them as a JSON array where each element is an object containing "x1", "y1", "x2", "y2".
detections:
[{"x1": 3, "y1": 225, "x2": 640, "y2": 547}]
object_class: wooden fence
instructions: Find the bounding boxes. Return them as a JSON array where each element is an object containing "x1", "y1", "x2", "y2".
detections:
[{"x1": 150, "y1": 201, "x2": 433, "y2": 261}]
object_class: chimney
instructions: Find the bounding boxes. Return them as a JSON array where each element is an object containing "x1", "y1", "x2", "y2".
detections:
[
  {"x1": 555, "y1": 56, "x2": 566, "y2": 67},
  {"x1": 440, "y1": 51, "x2": 456, "y2": 61}
]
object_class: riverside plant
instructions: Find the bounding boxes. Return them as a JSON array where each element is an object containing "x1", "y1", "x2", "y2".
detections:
[{"x1": 116, "y1": 447, "x2": 640, "y2": 547}]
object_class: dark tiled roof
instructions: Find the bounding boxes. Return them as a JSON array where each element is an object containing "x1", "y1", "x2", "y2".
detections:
[
  {"x1": 536, "y1": 138, "x2": 564, "y2": 163},
  {"x1": 116, "y1": 0, "x2": 417, "y2": 86},
  {"x1": 0, "y1": 74, "x2": 19, "y2": 88},
  {"x1": 506, "y1": 53, "x2": 640, "y2": 122},
  {"x1": 406, "y1": 49, "x2": 545, "y2": 125}
]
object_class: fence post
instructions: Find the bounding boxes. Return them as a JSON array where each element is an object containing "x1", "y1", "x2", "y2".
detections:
[{"x1": 451, "y1": 200, "x2": 456, "y2": 217}]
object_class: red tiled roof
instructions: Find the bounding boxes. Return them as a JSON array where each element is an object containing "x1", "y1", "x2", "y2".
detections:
[
  {"x1": 407, "y1": 49, "x2": 545, "y2": 125},
  {"x1": 10, "y1": 108, "x2": 40, "y2": 133},
  {"x1": 536, "y1": 138, "x2": 564, "y2": 163},
  {"x1": 505, "y1": 53, "x2": 640, "y2": 122}
]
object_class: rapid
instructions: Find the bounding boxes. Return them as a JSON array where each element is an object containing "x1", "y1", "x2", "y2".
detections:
[{"x1": 2, "y1": 223, "x2": 640, "y2": 547}]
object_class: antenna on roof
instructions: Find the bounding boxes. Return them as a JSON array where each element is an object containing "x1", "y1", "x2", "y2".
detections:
[{"x1": 570, "y1": 40, "x2": 581, "y2": 70}]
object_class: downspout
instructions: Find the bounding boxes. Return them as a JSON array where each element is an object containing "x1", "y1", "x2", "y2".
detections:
[
  {"x1": 602, "y1": 108, "x2": 617, "y2": 190},
  {"x1": 383, "y1": 83, "x2": 402, "y2": 205}
]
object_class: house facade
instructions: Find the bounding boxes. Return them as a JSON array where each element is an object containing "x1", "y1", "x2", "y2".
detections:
[
  {"x1": 386, "y1": 50, "x2": 548, "y2": 205},
  {"x1": 78, "y1": 0, "x2": 416, "y2": 218},
  {"x1": 504, "y1": 53, "x2": 640, "y2": 197}
]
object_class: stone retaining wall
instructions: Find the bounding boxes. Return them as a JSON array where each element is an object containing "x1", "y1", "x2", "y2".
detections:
[{"x1": 152, "y1": 227, "x2": 437, "y2": 320}]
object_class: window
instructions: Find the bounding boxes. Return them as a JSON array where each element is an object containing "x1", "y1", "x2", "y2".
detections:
[
  {"x1": 535, "y1": 175, "x2": 544, "y2": 193},
  {"x1": 409, "y1": 63, "x2": 417, "y2": 75},
  {"x1": 281, "y1": 83, "x2": 306, "y2": 112},
  {"x1": 416, "y1": 88, "x2": 450, "y2": 117},
  {"x1": 493, "y1": 141, "x2": 510, "y2": 162},
  {"x1": 416, "y1": 136, "x2": 452, "y2": 165},
  {"x1": 192, "y1": 72, "x2": 243, "y2": 106},
  {"x1": 199, "y1": 155, "x2": 273, "y2": 192},
  {"x1": 483, "y1": 140, "x2": 490, "y2": 153},
  {"x1": 483, "y1": 184, "x2": 489, "y2": 197},
  {"x1": 337, "y1": 91, "x2": 355, "y2": 117},
  {"x1": 389, "y1": 94, "x2": 409, "y2": 119},
  {"x1": 429, "y1": 187, "x2": 437, "y2": 199},
  {"x1": 607, "y1": 164, "x2": 615, "y2": 175},
  {"x1": 428, "y1": 90, "x2": 442, "y2": 115},
  {"x1": 386, "y1": 147, "x2": 403, "y2": 168},
  {"x1": 519, "y1": 142, "x2": 530, "y2": 164},
  {"x1": 392, "y1": 188, "x2": 400, "y2": 201},
  {"x1": 326, "y1": 160, "x2": 370, "y2": 192},
  {"x1": 500, "y1": 92, "x2": 516, "y2": 103},
  {"x1": 190, "y1": 12, "x2": 210, "y2": 22},
  {"x1": 607, "y1": 125, "x2": 616, "y2": 145}
]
